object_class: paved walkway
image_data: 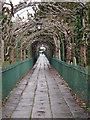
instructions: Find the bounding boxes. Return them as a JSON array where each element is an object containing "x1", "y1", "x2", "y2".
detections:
[{"x1": 3, "y1": 55, "x2": 88, "y2": 119}]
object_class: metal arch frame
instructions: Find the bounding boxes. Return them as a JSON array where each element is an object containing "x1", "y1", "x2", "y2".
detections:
[
  {"x1": 31, "y1": 38, "x2": 55, "y2": 56},
  {"x1": 3, "y1": 1, "x2": 87, "y2": 18}
]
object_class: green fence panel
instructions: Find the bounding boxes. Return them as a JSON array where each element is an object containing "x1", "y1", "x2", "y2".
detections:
[
  {"x1": 2, "y1": 57, "x2": 35, "y2": 100},
  {"x1": 46, "y1": 55, "x2": 89, "y2": 107}
]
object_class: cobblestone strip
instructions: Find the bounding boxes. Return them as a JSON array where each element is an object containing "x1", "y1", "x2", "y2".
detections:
[
  {"x1": 44, "y1": 57, "x2": 73, "y2": 118},
  {"x1": 45, "y1": 75, "x2": 53, "y2": 119},
  {"x1": 31, "y1": 55, "x2": 52, "y2": 118},
  {"x1": 2, "y1": 57, "x2": 40, "y2": 119},
  {"x1": 45, "y1": 56, "x2": 88, "y2": 119},
  {"x1": 2, "y1": 73, "x2": 32, "y2": 118},
  {"x1": 2, "y1": 55, "x2": 88, "y2": 119},
  {"x1": 53, "y1": 74, "x2": 88, "y2": 119},
  {"x1": 10, "y1": 58, "x2": 41, "y2": 118}
]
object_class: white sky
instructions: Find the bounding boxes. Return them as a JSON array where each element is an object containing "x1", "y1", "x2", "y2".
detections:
[
  {"x1": 6, "y1": 0, "x2": 23, "y2": 5},
  {"x1": 6, "y1": 0, "x2": 41, "y2": 5},
  {"x1": 6, "y1": 0, "x2": 41, "y2": 21},
  {"x1": 13, "y1": 7, "x2": 34, "y2": 22}
]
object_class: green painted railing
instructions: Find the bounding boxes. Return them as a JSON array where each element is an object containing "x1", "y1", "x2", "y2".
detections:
[
  {"x1": 2, "y1": 57, "x2": 36, "y2": 100},
  {"x1": 46, "y1": 55, "x2": 90, "y2": 107}
]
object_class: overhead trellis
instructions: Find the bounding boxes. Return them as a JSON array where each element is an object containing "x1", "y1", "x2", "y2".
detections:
[{"x1": 0, "y1": 1, "x2": 89, "y2": 66}]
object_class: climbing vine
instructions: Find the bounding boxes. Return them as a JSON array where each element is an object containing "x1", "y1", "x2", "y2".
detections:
[
  {"x1": 74, "y1": 4, "x2": 88, "y2": 66},
  {"x1": 74, "y1": 5, "x2": 83, "y2": 64},
  {"x1": 0, "y1": 1, "x2": 89, "y2": 67}
]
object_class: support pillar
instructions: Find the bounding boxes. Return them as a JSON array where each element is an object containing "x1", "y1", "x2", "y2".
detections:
[
  {"x1": 16, "y1": 43, "x2": 18, "y2": 62},
  {"x1": 73, "y1": 57, "x2": 77, "y2": 65},
  {"x1": 56, "y1": 48, "x2": 58, "y2": 59},
  {"x1": 28, "y1": 49, "x2": 31, "y2": 58},
  {"x1": 62, "y1": 41, "x2": 65, "y2": 61},
  {"x1": 1, "y1": 40, "x2": 4, "y2": 66},
  {"x1": 80, "y1": 44, "x2": 84, "y2": 66},
  {"x1": 20, "y1": 44, "x2": 22, "y2": 61},
  {"x1": 84, "y1": 44, "x2": 87, "y2": 66},
  {"x1": 65, "y1": 32, "x2": 71, "y2": 64},
  {"x1": 58, "y1": 49, "x2": 61, "y2": 60},
  {"x1": 24, "y1": 49, "x2": 26, "y2": 60},
  {"x1": 9, "y1": 46, "x2": 14, "y2": 64},
  {"x1": 58, "y1": 40, "x2": 61, "y2": 60}
]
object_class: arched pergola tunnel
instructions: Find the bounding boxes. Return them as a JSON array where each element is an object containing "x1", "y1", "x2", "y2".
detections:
[
  {"x1": 10, "y1": 19, "x2": 73, "y2": 64},
  {"x1": 31, "y1": 35, "x2": 56, "y2": 57},
  {"x1": 10, "y1": 18, "x2": 64, "y2": 63},
  {"x1": 1, "y1": 1, "x2": 90, "y2": 119},
  {"x1": 1, "y1": 1, "x2": 76, "y2": 65}
]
